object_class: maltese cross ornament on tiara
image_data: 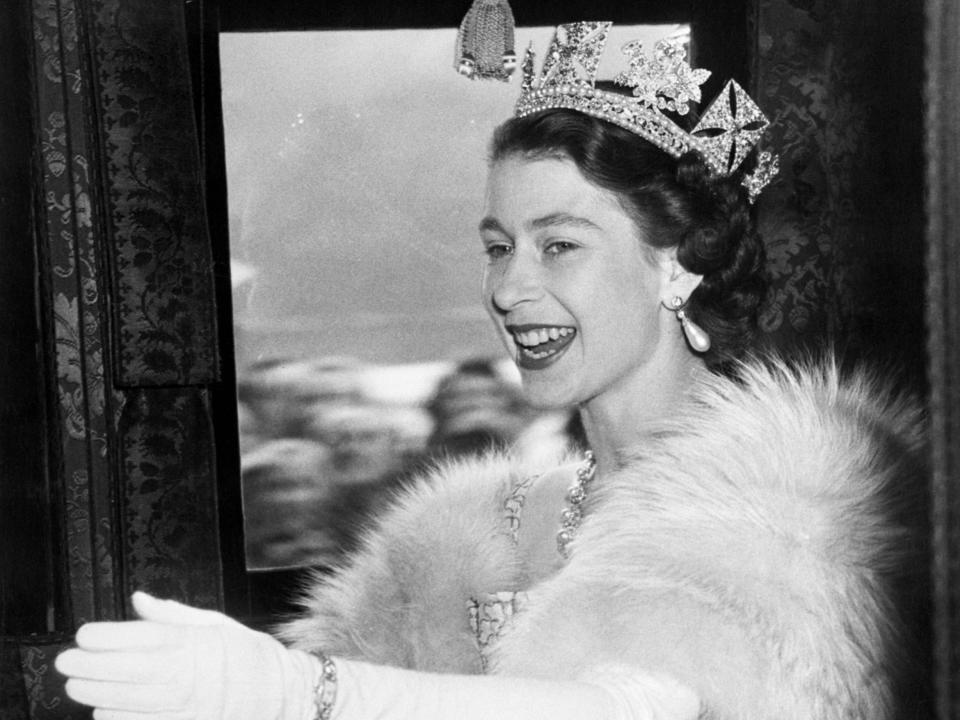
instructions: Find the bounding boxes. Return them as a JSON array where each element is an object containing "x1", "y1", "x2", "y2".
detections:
[{"x1": 515, "y1": 22, "x2": 779, "y2": 201}]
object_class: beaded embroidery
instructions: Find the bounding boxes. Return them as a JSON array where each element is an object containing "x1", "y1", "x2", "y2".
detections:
[
  {"x1": 468, "y1": 457, "x2": 596, "y2": 670},
  {"x1": 467, "y1": 591, "x2": 529, "y2": 672},
  {"x1": 466, "y1": 474, "x2": 534, "y2": 671},
  {"x1": 504, "y1": 474, "x2": 534, "y2": 544}
]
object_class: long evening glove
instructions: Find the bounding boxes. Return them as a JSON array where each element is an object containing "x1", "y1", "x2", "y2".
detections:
[
  {"x1": 57, "y1": 593, "x2": 701, "y2": 720},
  {"x1": 55, "y1": 592, "x2": 319, "y2": 720},
  {"x1": 333, "y1": 658, "x2": 702, "y2": 720}
]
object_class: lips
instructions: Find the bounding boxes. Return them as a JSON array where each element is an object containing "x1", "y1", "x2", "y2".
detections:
[{"x1": 507, "y1": 323, "x2": 576, "y2": 370}]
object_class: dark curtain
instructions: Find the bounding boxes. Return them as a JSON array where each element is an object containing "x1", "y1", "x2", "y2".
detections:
[
  {"x1": 747, "y1": 0, "x2": 926, "y2": 383},
  {"x1": 1, "y1": 1, "x2": 225, "y2": 716},
  {"x1": 750, "y1": 0, "x2": 926, "y2": 385}
]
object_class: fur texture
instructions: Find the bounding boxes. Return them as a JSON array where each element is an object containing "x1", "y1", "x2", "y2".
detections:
[{"x1": 276, "y1": 359, "x2": 925, "y2": 719}]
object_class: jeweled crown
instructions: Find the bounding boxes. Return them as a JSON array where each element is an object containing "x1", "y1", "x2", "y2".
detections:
[{"x1": 516, "y1": 23, "x2": 778, "y2": 200}]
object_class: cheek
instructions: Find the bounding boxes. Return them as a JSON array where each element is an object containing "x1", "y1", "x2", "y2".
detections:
[
  {"x1": 616, "y1": 260, "x2": 663, "y2": 309},
  {"x1": 587, "y1": 268, "x2": 662, "y2": 340}
]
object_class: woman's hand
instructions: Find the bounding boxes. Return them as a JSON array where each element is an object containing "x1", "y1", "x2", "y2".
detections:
[{"x1": 55, "y1": 592, "x2": 318, "y2": 720}]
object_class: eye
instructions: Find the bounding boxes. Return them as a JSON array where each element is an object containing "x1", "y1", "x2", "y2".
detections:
[
  {"x1": 544, "y1": 239, "x2": 578, "y2": 256},
  {"x1": 482, "y1": 241, "x2": 513, "y2": 260}
]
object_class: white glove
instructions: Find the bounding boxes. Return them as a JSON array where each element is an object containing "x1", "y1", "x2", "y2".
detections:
[
  {"x1": 55, "y1": 592, "x2": 320, "y2": 720},
  {"x1": 57, "y1": 594, "x2": 701, "y2": 720},
  {"x1": 330, "y1": 658, "x2": 700, "y2": 720}
]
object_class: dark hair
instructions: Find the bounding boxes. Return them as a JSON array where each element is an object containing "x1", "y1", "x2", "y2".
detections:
[{"x1": 489, "y1": 109, "x2": 767, "y2": 369}]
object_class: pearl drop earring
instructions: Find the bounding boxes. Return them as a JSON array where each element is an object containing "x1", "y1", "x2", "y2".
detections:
[{"x1": 669, "y1": 296, "x2": 711, "y2": 353}]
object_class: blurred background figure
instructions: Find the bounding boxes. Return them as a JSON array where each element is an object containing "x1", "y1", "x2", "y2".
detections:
[
  {"x1": 237, "y1": 355, "x2": 433, "y2": 568},
  {"x1": 424, "y1": 358, "x2": 532, "y2": 459},
  {"x1": 425, "y1": 357, "x2": 586, "y2": 468},
  {"x1": 240, "y1": 438, "x2": 340, "y2": 569},
  {"x1": 238, "y1": 356, "x2": 365, "y2": 447},
  {"x1": 306, "y1": 401, "x2": 432, "y2": 557},
  {"x1": 237, "y1": 354, "x2": 584, "y2": 569}
]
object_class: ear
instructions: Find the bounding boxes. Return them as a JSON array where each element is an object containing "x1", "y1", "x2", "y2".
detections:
[{"x1": 657, "y1": 250, "x2": 703, "y2": 305}]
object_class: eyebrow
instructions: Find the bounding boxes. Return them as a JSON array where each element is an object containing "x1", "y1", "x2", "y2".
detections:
[
  {"x1": 478, "y1": 212, "x2": 602, "y2": 235},
  {"x1": 530, "y1": 213, "x2": 603, "y2": 231},
  {"x1": 478, "y1": 216, "x2": 507, "y2": 234}
]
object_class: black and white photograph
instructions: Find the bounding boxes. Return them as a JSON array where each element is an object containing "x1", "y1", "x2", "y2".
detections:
[{"x1": 0, "y1": 0, "x2": 955, "y2": 718}]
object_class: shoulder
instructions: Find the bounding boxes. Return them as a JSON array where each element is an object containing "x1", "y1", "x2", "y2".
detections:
[
  {"x1": 593, "y1": 354, "x2": 926, "y2": 590},
  {"x1": 382, "y1": 452, "x2": 523, "y2": 526},
  {"x1": 337, "y1": 452, "x2": 552, "y2": 573},
  {"x1": 276, "y1": 451, "x2": 541, "y2": 661},
  {"x1": 688, "y1": 354, "x2": 926, "y2": 462},
  {"x1": 500, "y1": 357, "x2": 924, "y2": 718},
  {"x1": 381, "y1": 449, "x2": 581, "y2": 532},
  {"x1": 612, "y1": 355, "x2": 925, "y2": 512}
]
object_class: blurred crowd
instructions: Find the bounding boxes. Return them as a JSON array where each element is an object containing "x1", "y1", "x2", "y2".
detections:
[{"x1": 238, "y1": 356, "x2": 584, "y2": 569}]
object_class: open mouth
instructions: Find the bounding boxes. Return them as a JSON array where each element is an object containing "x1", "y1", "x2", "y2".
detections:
[{"x1": 508, "y1": 324, "x2": 576, "y2": 369}]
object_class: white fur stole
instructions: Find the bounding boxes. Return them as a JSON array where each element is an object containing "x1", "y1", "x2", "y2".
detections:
[{"x1": 276, "y1": 359, "x2": 925, "y2": 720}]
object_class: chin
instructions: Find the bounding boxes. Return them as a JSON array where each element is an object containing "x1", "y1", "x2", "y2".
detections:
[{"x1": 519, "y1": 376, "x2": 580, "y2": 411}]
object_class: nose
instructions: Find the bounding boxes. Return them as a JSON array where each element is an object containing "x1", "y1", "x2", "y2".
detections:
[{"x1": 485, "y1": 248, "x2": 544, "y2": 314}]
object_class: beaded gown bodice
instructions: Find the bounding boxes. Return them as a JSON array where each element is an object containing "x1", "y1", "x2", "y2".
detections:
[
  {"x1": 466, "y1": 474, "x2": 532, "y2": 671},
  {"x1": 466, "y1": 468, "x2": 576, "y2": 672}
]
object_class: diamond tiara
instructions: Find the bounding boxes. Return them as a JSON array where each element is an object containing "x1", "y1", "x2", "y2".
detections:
[{"x1": 515, "y1": 22, "x2": 778, "y2": 199}]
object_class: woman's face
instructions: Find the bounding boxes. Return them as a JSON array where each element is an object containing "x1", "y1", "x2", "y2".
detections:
[{"x1": 480, "y1": 155, "x2": 678, "y2": 409}]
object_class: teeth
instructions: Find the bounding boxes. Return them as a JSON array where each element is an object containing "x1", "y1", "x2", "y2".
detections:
[
  {"x1": 512, "y1": 326, "x2": 574, "y2": 348},
  {"x1": 523, "y1": 347, "x2": 554, "y2": 359}
]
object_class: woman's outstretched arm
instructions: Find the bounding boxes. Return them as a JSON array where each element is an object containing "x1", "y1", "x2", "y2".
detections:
[{"x1": 55, "y1": 593, "x2": 700, "y2": 720}]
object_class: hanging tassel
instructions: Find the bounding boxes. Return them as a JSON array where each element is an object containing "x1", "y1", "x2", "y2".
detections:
[{"x1": 454, "y1": 0, "x2": 517, "y2": 81}]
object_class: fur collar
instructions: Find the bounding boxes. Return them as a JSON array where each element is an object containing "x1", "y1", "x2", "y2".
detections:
[{"x1": 277, "y1": 358, "x2": 925, "y2": 719}]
